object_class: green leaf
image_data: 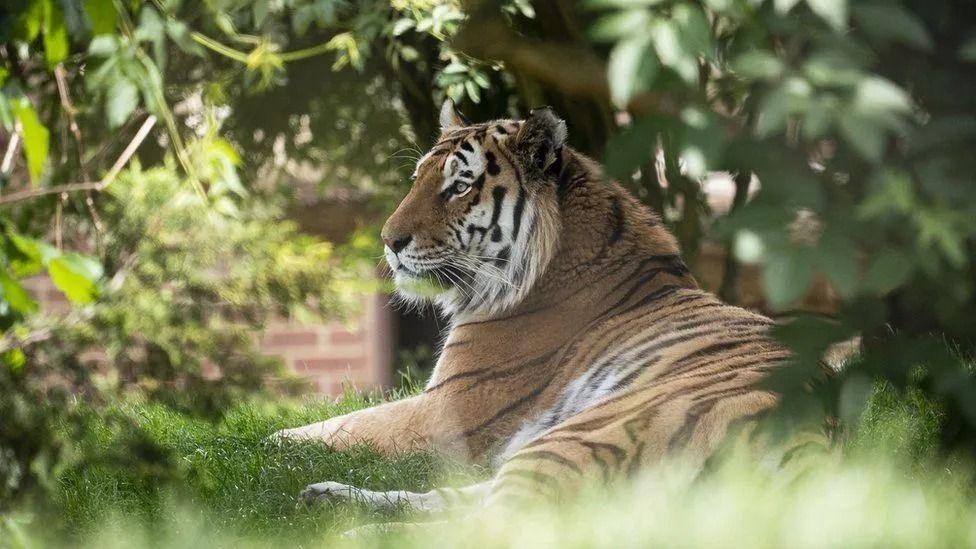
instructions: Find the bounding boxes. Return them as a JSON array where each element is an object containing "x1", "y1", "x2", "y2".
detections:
[
  {"x1": 252, "y1": 0, "x2": 270, "y2": 26},
  {"x1": 292, "y1": 5, "x2": 315, "y2": 35},
  {"x1": 817, "y1": 230, "x2": 859, "y2": 299},
  {"x1": 806, "y1": 0, "x2": 847, "y2": 32},
  {"x1": 651, "y1": 19, "x2": 697, "y2": 83},
  {"x1": 852, "y1": 3, "x2": 933, "y2": 52},
  {"x1": 914, "y1": 209, "x2": 967, "y2": 267},
  {"x1": 587, "y1": 10, "x2": 651, "y2": 43},
  {"x1": 392, "y1": 18, "x2": 415, "y2": 36},
  {"x1": 732, "y1": 51, "x2": 784, "y2": 80},
  {"x1": 603, "y1": 116, "x2": 664, "y2": 180},
  {"x1": 88, "y1": 35, "x2": 118, "y2": 56},
  {"x1": 83, "y1": 0, "x2": 117, "y2": 35},
  {"x1": 4, "y1": 232, "x2": 45, "y2": 278},
  {"x1": 853, "y1": 77, "x2": 911, "y2": 115},
  {"x1": 857, "y1": 170, "x2": 915, "y2": 218},
  {"x1": 15, "y1": 1, "x2": 43, "y2": 42},
  {"x1": 11, "y1": 98, "x2": 49, "y2": 186},
  {"x1": 3, "y1": 349, "x2": 26, "y2": 373},
  {"x1": 762, "y1": 247, "x2": 815, "y2": 310},
  {"x1": 584, "y1": 0, "x2": 665, "y2": 7},
  {"x1": 801, "y1": 96, "x2": 837, "y2": 140},
  {"x1": 838, "y1": 112, "x2": 886, "y2": 161},
  {"x1": 464, "y1": 80, "x2": 481, "y2": 103},
  {"x1": 863, "y1": 248, "x2": 912, "y2": 294},
  {"x1": 607, "y1": 34, "x2": 658, "y2": 108},
  {"x1": 959, "y1": 34, "x2": 976, "y2": 62},
  {"x1": 47, "y1": 253, "x2": 103, "y2": 304},
  {"x1": 106, "y1": 79, "x2": 139, "y2": 128},
  {"x1": 166, "y1": 20, "x2": 205, "y2": 56},
  {"x1": 42, "y1": 0, "x2": 69, "y2": 68},
  {"x1": 0, "y1": 269, "x2": 38, "y2": 315},
  {"x1": 672, "y1": 4, "x2": 712, "y2": 59},
  {"x1": 774, "y1": 0, "x2": 802, "y2": 13}
]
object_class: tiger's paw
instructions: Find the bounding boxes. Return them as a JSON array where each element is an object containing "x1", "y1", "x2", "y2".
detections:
[{"x1": 301, "y1": 481, "x2": 362, "y2": 505}]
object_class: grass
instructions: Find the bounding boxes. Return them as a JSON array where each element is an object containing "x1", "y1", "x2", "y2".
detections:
[
  {"x1": 5, "y1": 378, "x2": 975, "y2": 548},
  {"x1": 41, "y1": 391, "x2": 484, "y2": 545}
]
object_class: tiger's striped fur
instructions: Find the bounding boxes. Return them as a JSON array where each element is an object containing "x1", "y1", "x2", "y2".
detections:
[{"x1": 279, "y1": 102, "x2": 796, "y2": 512}]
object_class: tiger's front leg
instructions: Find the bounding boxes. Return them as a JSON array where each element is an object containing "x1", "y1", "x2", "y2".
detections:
[
  {"x1": 274, "y1": 394, "x2": 465, "y2": 456},
  {"x1": 301, "y1": 480, "x2": 493, "y2": 513}
]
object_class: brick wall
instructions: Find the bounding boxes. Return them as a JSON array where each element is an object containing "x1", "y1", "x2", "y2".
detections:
[{"x1": 259, "y1": 295, "x2": 392, "y2": 395}]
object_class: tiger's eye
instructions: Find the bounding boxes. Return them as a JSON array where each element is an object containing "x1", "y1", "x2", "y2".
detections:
[{"x1": 452, "y1": 181, "x2": 472, "y2": 196}]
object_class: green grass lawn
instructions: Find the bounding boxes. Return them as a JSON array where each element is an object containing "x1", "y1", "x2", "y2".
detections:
[
  {"x1": 43, "y1": 391, "x2": 486, "y2": 545},
  {"x1": 6, "y1": 379, "x2": 975, "y2": 548}
]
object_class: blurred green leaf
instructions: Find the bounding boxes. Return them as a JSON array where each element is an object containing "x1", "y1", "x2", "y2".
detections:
[
  {"x1": 252, "y1": 0, "x2": 270, "y2": 26},
  {"x1": 588, "y1": 10, "x2": 651, "y2": 43},
  {"x1": 732, "y1": 51, "x2": 784, "y2": 80},
  {"x1": 863, "y1": 248, "x2": 912, "y2": 294},
  {"x1": 11, "y1": 98, "x2": 49, "y2": 186},
  {"x1": 852, "y1": 3, "x2": 933, "y2": 52},
  {"x1": 607, "y1": 34, "x2": 658, "y2": 108},
  {"x1": 584, "y1": 0, "x2": 665, "y2": 7},
  {"x1": 166, "y1": 20, "x2": 205, "y2": 56},
  {"x1": 672, "y1": 4, "x2": 712, "y2": 59},
  {"x1": 774, "y1": 0, "x2": 802, "y2": 13},
  {"x1": 47, "y1": 253, "x2": 103, "y2": 304},
  {"x1": 392, "y1": 18, "x2": 414, "y2": 36},
  {"x1": 817, "y1": 229, "x2": 859, "y2": 299},
  {"x1": 106, "y1": 79, "x2": 139, "y2": 128},
  {"x1": 651, "y1": 18, "x2": 698, "y2": 83},
  {"x1": 88, "y1": 34, "x2": 118, "y2": 56},
  {"x1": 806, "y1": 0, "x2": 848, "y2": 31},
  {"x1": 0, "y1": 269, "x2": 38, "y2": 316},
  {"x1": 603, "y1": 116, "x2": 664, "y2": 180},
  {"x1": 801, "y1": 96, "x2": 837, "y2": 140},
  {"x1": 839, "y1": 112, "x2": 886, "y2": 161},
  {"x1": 83, "y1": 0, "x2": 117, "y2": 35},
  {"x1": 763, "y1": 247, "x2": 815, "y2": 310},
  {"x1": 959, "y1": 35, "x2": 976, "y2": 62},
  {"x1": 41, "y1": 0, "x2": 69, "y2": 68},
  {"x1": 915, "y1": 209, "x2": 967, "y2": 267},
  {"x1": 858, "y1": 170, "x2": 915, "y2": 218},
  {"x1": 853, "y1": 77, "x2": 911, "y2": 116},
  {"x1": 2, "y1": 348, "x2": 26, "y2": 372}
]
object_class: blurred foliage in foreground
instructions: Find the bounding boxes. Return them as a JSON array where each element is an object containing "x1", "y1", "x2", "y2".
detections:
[
  {"x1": 1, "y1": 0, "x2": 976, "y2": 529},
  {"x1": 0, "y1": 371, "x2": 966, "y2": 547}
]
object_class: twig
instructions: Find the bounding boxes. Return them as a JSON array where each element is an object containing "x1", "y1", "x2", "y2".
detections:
[
  {"x1": 55, "y1": 63, "x2": 105, "y2": 236},
  {"x1": 1, "y1": 132, "x2": 19, "y2": 174},
  {"x1": 0, "y1": 307, "x2": 96, "y2": 355},
  {"x1": 0, "y1": 115, "x2": 157, "y2": 206}
]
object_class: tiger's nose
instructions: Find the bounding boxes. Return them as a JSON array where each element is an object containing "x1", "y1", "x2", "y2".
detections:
[{"x1": 384, "y1": 234, "x2": 413, "y2": 254}]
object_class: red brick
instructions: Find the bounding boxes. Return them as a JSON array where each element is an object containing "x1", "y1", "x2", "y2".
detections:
[
  {"x1": 298, "y1": 356, "x2": 366, "y2": 372},
  {"x1": 329, "y1": 328, "x2": 363, "y2": 345},
  {"x1": 262, "y1": 330, "x2": 318, "y2": 347}
]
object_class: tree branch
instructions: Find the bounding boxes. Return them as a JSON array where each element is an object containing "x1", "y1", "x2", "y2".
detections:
[
  {"x1": 0, "y1": 115, "x2": 157, "y2": 207},
  {"x1": 452, "y1": 8, "x2": 684, "y2": 118}
]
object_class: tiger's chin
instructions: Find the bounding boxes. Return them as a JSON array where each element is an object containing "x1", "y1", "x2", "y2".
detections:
[{"x1": 391, "y1": 269, "x2": 456, "y2": 309}]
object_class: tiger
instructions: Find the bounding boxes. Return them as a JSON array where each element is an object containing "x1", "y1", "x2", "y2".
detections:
[{"x1": 275, "y1": 100, "x2": 803, "y2": 515}]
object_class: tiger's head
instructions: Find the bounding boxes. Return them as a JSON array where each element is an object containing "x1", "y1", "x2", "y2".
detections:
[{"x1": 382, "y1": 101, "x2": 566, "y2": 320}]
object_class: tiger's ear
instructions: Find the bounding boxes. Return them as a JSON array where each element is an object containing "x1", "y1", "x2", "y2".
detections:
[
  {"x1": 439, "y1": 99, "x2": 468, "y2": 132},
  {"x1": 513, "y1": 107, "x2": 567, "y2": 180}
]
